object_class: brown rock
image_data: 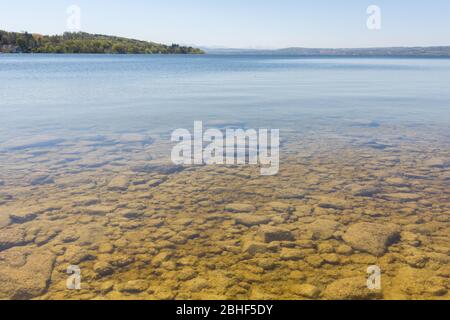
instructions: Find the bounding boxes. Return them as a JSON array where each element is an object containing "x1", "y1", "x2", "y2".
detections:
[
  {"x1": 343, "y1": 222, "x2": 400, "y2": 256},
  {"x1": 259, "y1": 226, "x2": 295, "y2": 243},
  {"x1": 324, "y1": 277, "x2": 382, "y2": 300}
]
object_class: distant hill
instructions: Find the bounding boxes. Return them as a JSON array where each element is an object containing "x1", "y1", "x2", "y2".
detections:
[
  {"x1": 0, "y1": 30, "x2": 204, "y2": 54},
  {"x1": 204, "y1": 46, "x2": 450, "y2": 57}
]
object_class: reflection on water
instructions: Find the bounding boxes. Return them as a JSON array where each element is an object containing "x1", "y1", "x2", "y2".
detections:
[{"x1": 0, "y1": 55, "x2": 449, "y2": 299}]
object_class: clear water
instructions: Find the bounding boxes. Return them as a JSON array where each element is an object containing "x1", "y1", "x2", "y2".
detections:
[
  {"x1": 1, "y1": 55, "x2": 449, "y2": 141},
  {"x1": 1, "y1": 55, "x2": 449, "y2": 300}
]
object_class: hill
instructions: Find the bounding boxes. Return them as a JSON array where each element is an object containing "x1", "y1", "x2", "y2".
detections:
[{"x1": 0, "y1": 31, "x2": 204, "y2": 54}]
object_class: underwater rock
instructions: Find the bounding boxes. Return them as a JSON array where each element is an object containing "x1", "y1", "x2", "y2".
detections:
[
  {"x1": 343, "y1": 222, "x2": 400, "y2": 256},
  {"x1": 29, "y1": 174, "x2": 54, "y2": 186},
  {"x1": 0, "y1": 249, "x2": 55, "y2": 299},
  {"x1": 280, "y1": 248, "x2": 304, "y2": 261},
  {"x1": 316, "y1": 197, "x2": 348, "y2": 210},
  {"x1": 305, "y1": 219, "x2": 340, "y2": 240},
  {"x1": 225, "y1": 203, "x2": 256, "y2": 213},
  {"x1": 107, "y1": 176, "x2": 130, "y2": 191},
  {"x1": 131, "y1": 163, "x2": 184, "y2": 175},
  {"x1": 94, "y1": 261, "x2": 114, "y2": 276},
  {"x1": 265, "y1": 202, "x2": 294, "y2": 213},
  {"x1": 424, "y1": 158, "x2": 447, "y2": 168},
  {"x1": 0, "y1": 228, "x2": 27, "y2": 251},
  {"x1": 234, "y1": 214, "x2": 270, "y2": 227},
  {"x1": 259, "y1": 226, "x2": 295, "y2": 243},
  {"x1": 117, "y1": 280, "x2": 149, "y2": 293},
  {"x1": 1, "y1": 135, "x2": 64, "y2": 151},
  {"x1": 289, "y1": 284, "x2": 321, "y2": 299},
  {"x1": 382, "y1": 193, "x2": 422, "y2": 202},
  {"x1": 324, "y1": 277, "x2": 382, "y2": 300},
  {"x1": 242, "y1": 240, "x2": 268, "y2": 255}
]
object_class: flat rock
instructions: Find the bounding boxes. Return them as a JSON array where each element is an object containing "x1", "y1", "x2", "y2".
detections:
[
  {"x1": 225, "y1": 203, "x2": 256, "y2": 213},
  {"x1": 29, "y1": 174, "x2": 54, "y2": 186},
  {"x1": 316, "y1": 197, "x2": 347, "y2": 210},
  {"x1": 118, "y1": 133, "x2": 153, "y2": 145},
  {"x1": 117, "y1": 280, "x2": 148, "y2": 293},
  {"x1": 0, "y1": 249, "x2": 55, "y2": 299},
  {"x1": 424, "y1": 158, "x2": 447, "y2": 168},
  {"x1": 9, "y1": 209, "x2": 37, "y2": 224},
  {"x1": 131, "y1": 162, "x2": 184, "y2": 175},
  {"x1": 259, "y1": 226, "x2": 295, "y2": 243},
  {"x1": 107, "y1": 176, "x2": 130, "y2": 191},
  {"x1": 347, "y1": 185, "x2": 381, "y2": 197},
  {"x1": 73, "y1": 196, "x2": 100, "y2": 207},
  {"x1": 265, "y1": 202, "x2": 294, "y2": 213},
  {"x1": 0, "y1": 228, "x2": 27, "y2": 251},
  {"x1": 289, "y1": 284, "x2": 321, "y2": 299},
  {"x1": 305, "y1": 219, "x2": 340, "y2": 240},
  {"x1": 280, "y1": 248, "x2": 304, "y2": 261},
  {"x1": 343, "y1": 222, "x2": 400, "y2": 256},
  {"x1": 323, "y1": 277, "x2": 382, "y2": 300},
  {"x1": 93, "y1": 261, "x2": 114, "y2": 276},
  {"x1": 382, "y1": 193, "x2": 422, "y2": 202},
  {"x1": 234, "y1": 214, "x2": 270, "y2": 227},
  {"x1": 277, "y1": 189, "x2": 306, "y2": 199},
  {"x1": 120, "y1": 209, "x2": 144, "y2": 219},
  {"x1": 242, "y1": 240, "x2": 268, "y2": 255},
  {"x1": 82, "y1": 205, "x2": 114, "y2": 216},
  {"x1": 1, "y1": 135, "x2": 64, "y2": 151}
]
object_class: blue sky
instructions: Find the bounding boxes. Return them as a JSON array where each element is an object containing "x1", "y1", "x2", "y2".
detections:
[{"x1": 1, "y1": 0, "x2": 449, "y2": 48}]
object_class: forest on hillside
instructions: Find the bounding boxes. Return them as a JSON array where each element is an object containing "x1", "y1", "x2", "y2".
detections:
[{"x1": 0, "y1": 31, "x2": 204, "y2": 54}]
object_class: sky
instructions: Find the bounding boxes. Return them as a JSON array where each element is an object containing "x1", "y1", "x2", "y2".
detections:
[{"x1": 1, "y1": 0, "x2": 450, "y2": 48}]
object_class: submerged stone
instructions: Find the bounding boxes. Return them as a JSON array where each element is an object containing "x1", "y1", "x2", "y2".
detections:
[{"x1": 343, "y1": 222, "x2": 400, "y2": 256}]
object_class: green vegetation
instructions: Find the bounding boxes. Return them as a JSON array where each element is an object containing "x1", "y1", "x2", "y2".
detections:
[{"x1": 0, "y1": 30, "x2": 204, "y2": 54}]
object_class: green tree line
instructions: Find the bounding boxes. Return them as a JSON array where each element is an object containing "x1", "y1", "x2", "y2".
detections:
[{"x1": 0, "y1": 31, "x2": 204, "y2": 54}]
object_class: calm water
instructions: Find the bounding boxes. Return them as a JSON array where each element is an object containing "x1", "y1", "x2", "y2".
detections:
[
  {"x1": 1, "y1": 55, "x2": 449, "y2": 300},
  {"x1": 0, "y1": 55, "x2": 449, "y2": 141}
]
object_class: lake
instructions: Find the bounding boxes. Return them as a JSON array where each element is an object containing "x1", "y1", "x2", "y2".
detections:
[{"x1": 0, "y1": 55, "x2": 449, "y2": 300}]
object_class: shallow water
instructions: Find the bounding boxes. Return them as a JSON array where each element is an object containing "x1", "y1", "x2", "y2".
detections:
[{"x1": 0, "y1": 55, "x2": 449, "y2": 300}]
